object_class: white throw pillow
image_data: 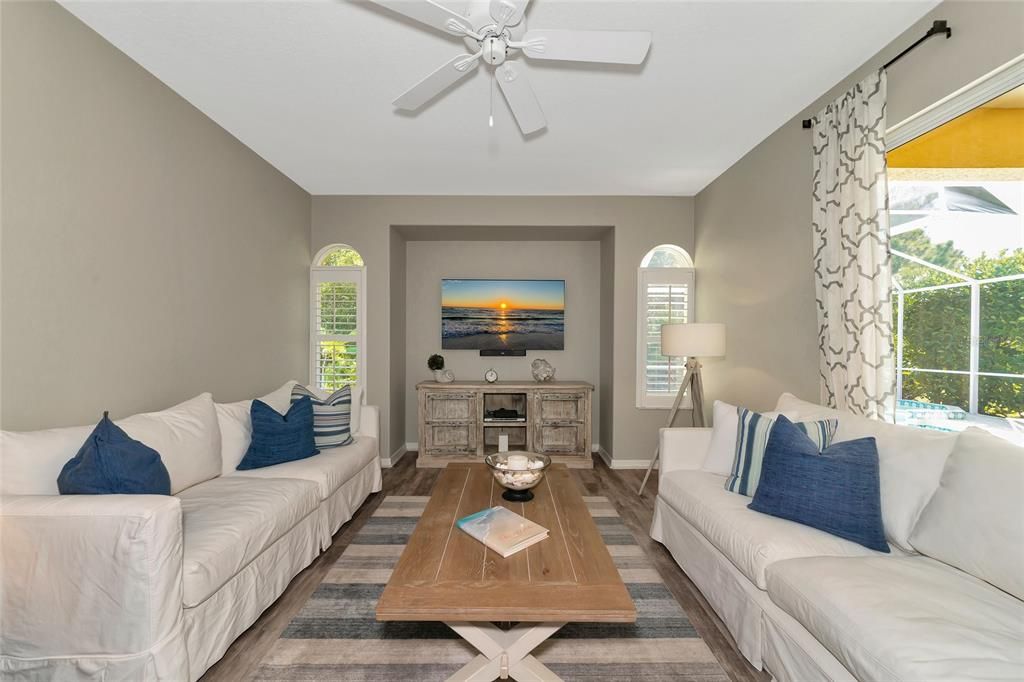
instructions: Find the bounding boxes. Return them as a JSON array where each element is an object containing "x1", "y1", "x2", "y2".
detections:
[
  {"x1": 910, "y1": 427, "x2": 1024, "y2": 600},
  {"x1": 702, "y1": 401, "x2": 779, "y2": 475},
  {"x1": 1, "y1": 423, "x2": 94, "y2": 495},
  {"x1": 118, "y1": 393, "x2": 221, "y2": 495},
  {"x1": 1, "y1": 394, "x2": 221, "y2": 496},
  {"x1": 774, "y1": 393, "x2": 956, "y2": 551},
  {"x1": 215, "y1": 380, "x2": 299, "y2": 475}
]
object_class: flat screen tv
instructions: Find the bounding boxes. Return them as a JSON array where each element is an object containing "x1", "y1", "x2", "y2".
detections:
[{"x1": 441, "y1": 279, "x2": 565, "y2": 351}]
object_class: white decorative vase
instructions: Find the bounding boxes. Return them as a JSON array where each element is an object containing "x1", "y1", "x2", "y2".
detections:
[{"x1": 434, "y1": 369, "x2": 455, "y2": 383}]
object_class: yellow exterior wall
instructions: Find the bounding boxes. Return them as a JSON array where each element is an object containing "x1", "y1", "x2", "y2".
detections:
[{"x1": 888, "y1": 107, "x2": 1024, "y2": 168}]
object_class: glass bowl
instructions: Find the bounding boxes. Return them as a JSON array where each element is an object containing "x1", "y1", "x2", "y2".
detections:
[{"x1": 484, "y1": 452, "x2": 551, "y2": 502}]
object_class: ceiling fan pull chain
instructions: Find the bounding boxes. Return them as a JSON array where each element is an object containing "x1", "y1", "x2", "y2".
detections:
[{"x1": 489, "y1": 75, "x2": 495, "y2": 128}]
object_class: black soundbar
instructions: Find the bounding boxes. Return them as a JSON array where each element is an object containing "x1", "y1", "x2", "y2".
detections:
[{"x1": 480, "y1": 349, "x2": 527, "y2": 357}]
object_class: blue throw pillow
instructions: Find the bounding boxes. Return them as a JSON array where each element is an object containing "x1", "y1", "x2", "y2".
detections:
[
  {"x1": 57, "y1": 412, "x2": 171, "y2": 495},
  {"x1": 748, "y1": 415, "x2": 889, "y2": 553},
  {"x1": 237, "y1": 396, "x2": 319, "y2": 470}
]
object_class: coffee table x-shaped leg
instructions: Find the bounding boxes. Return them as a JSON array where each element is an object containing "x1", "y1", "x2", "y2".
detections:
[{"x1": 445, "y1": 621, "x2": 566, "y2": 681}]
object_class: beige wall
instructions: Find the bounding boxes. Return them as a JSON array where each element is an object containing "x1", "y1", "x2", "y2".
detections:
[
  {"x1": 403, "y1": 240, "x2": 603, "y2": 443},
  {"x1": 694, "y1": 0, "x2": 1024, "y2": 414},
  {"x1": 1, "y1": 1, "x2": 311, "y2": 430},
  {"x1": 311, "y1": 197, "x2": 693, "y2": 463}
]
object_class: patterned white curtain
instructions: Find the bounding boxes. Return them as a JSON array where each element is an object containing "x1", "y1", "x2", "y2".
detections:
[{"x1": 811, "y1": 69, "x2": 895, "y2": 421}]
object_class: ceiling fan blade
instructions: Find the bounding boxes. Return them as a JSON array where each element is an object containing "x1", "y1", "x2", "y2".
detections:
[
  {"x1": 367, "y1": 0, "x2": 476, "y2": 37},
  {"x1": 521, "y1": 29, "x2": 652, "y2": 64},
  {"x1": 495, "y1": 62, "x2": 546, "y2": 135},
  {"x1": 393, "y1": 54, "x2": 480, "y2": 110},
  {"x1": 490, "y1": 0, "x2": 529, "y2": 29}
]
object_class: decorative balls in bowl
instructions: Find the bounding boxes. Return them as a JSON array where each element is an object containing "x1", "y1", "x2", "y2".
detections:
[{"x1": 484, "y1": 452, "x2": 551, "y2": 502}]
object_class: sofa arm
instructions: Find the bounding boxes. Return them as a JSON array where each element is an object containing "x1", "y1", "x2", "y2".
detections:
[
  {"x1": 659, "y1": 427, "x2": 712, "y2": 475},
  {"x1": 0, "y1": 494, "x2": 185, "y2": 668},
  {"x1": 360, "y1": 405, "x2": 380, "y2": 441}
]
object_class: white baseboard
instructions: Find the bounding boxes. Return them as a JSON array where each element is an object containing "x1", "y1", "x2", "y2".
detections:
[
  {"x1": 381, "y1": 443, "x2": 411, "y2": 468},
  {"x1": 597, "y1": 445, "x2": 654, "y2": 470}
]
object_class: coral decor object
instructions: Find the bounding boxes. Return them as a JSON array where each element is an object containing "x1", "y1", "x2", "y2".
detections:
[{"x1": 531, "y1": 358, "x2": 555, "y2": 382}]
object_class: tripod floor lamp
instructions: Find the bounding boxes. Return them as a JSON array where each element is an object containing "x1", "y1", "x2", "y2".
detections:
[{"x1": 638, "y1": 322, "x2": 725, "y2": 495}]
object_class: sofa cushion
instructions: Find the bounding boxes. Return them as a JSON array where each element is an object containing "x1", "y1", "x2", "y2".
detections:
[
  {"x1": 58, "y1": 412, "x2": 171, "y2": 495},
  {"x1": 215, "y1": 380, "x2": 298, "y2": 476},
  {"x1": 177, "y1": 476, "x2": 320, "y2": 607},
  {"x1": 659, "y1": 470, "x2": 888, "y2": 589},
  {"x1": 118, "y1": 394, "x2": 221, "y2": 495},
  {"x1": 1, "y1": 393, "x2": 220, "y2": 496},
  {"x1": 2, "y1": 423, "x2": 95, "y2": 495},
  {"x1": 910, "y1": 427, "x2": 1024, "y2": 600},
  {"x1": 229, "y1": 434, "x2": 378, "y2": 500},
  {"x1": 775, "y1": 393, "x2": 956, "y2": 551},
  {"x1": 766, "y1": 555, "x2": 1024, "y2": 682}
]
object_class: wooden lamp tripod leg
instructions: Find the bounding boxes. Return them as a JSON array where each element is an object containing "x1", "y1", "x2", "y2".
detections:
[{"x1": 638, "y1": 358, "x2": 701, "y2": 495}]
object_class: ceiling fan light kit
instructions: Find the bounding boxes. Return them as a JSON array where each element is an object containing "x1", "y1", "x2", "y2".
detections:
[{"x1": 369, "y1": 0, "x2": 652, "y2": 134}]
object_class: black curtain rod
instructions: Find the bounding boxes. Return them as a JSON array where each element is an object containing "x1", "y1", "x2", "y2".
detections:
[{"x1": 801, "y1": 20, "x2": 951, "y2": 129}]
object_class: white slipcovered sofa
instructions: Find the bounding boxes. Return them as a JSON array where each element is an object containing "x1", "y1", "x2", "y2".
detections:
[
  {"x1": 651, "y1": 392, "x2": 1024, "y2": 682},
  {"x1": 0, "y1": 382, "x2": 382, "y2": 680}
]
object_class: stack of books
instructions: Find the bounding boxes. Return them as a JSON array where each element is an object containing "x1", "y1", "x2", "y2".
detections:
[{"x1": 457, "y1": 506, "x2": 549, "y2": 558}]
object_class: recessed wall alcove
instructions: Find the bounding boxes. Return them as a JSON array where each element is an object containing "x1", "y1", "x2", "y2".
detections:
[{"x1": 390, "y1": 225, "x2": 614, "y2": 451}]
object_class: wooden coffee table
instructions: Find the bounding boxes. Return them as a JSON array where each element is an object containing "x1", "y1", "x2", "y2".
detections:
[{"x1": 376, "y1": 463, "x2": 635, "y2": 681}]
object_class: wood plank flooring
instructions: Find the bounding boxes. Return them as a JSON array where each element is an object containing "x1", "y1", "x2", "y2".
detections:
[{"x1": 201, "y1": 454, "x2": 768, "y2": 682}]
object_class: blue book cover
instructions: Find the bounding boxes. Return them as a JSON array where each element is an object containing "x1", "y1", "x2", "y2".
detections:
[{"x1": 456, "y1": 506, "x2": 549, "y2": 558}]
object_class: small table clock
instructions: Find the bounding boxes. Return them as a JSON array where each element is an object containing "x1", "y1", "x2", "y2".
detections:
[{"x1": 484, "y1": 368, "x2": 498, "y2": 383}]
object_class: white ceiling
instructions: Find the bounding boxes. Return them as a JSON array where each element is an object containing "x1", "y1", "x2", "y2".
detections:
[{"x1": 61, "y1": 0, "x2": 938, "y2": 195}]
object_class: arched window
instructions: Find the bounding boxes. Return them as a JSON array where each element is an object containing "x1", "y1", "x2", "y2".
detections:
[
  {"x1": 637, "y1": 244, "x2": 696, "y2": 408},
  {"x1": 311, "y1": 244, "x2": 365, "y2": 391}
]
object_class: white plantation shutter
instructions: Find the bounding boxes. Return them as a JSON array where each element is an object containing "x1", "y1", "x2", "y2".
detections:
[
  {"x1": 637, "y1": 267, "x2": 695, "y2": 408},
  {"x1": 311, "y1": 267, "x2": 364, "y2": 391}
]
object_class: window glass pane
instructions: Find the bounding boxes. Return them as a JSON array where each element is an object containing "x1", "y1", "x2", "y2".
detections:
[
  {"x1": 901, "y1": 371, "x2": 969, "y2": 411},
  {"x1": 317, "y1": 282, "x2": 358, "y2": 335},
  {"x1": 944, "y1": 186, "x2": 1015, "y2": 214},
  {"x1": 316, "y1": 340, "x2": 358, "y2": 390},
  {"x1": 979, "y1": 278, "x2": 1024, "y2": 375},
  {"x1": 645, "y1": 283, "x2": 688, "y2": 394},
  {"x1": 641, "y1": 245, "x2": 693, "y2": 268},
  {"x1": 901, "y1": 286, "x2": 971, "y2": 372},
  {"x1": 978, "y1": 376, "x2": 1024, "y2": 419},
  {"x1": 890, "y1": 184, "x2": 941, "y2": 211},
  {"x1": 319, "y1": 247, "x2": 364, "y2": 267},
  {"x1": 891, "y1": 229, "x2": 966, "y2": 287}
]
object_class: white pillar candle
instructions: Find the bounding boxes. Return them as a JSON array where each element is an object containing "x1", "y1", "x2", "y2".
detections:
[
  {"x1": 498, "y1": 434, "x2": 509, "y2": 453},
  {"x1": 506, "y1": 454, "x2": 529, "y2": 470}
]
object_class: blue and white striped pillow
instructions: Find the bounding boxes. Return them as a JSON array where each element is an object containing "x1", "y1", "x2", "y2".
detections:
[
  {"x1": 725, "y1": 408, "x2": 837, "y2": 497},
  {"x1": 290, "y1": 384, "x2": 354, "y2": 449}
]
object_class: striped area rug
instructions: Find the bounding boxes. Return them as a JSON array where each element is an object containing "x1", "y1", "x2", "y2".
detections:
[{"x1": 255, "y1": 495, "x2": 728, "y2": 681}]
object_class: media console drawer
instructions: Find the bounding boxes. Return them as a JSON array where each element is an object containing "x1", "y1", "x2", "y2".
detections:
[{"x1": 416, "y1": 380, "x2": 593, "y2": 468}]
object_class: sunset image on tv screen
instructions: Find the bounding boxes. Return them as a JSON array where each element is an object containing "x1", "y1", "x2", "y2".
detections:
[{"x1": 441, "y1": 279, "x2": 565, "y2": 351}]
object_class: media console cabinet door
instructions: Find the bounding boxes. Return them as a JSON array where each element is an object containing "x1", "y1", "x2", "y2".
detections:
[
  {"x1": 424, "y1": 423, "x2": 477, "y2": 455},
  {"x1": 535, "y1": 424, "x2": 585, "y2": 454},
  {"x1": 424, "y1": 392, "x2": 478, "y2": 422},
  {"x1": 536, "y1": 392, "x2": 588, "y2": 423}
]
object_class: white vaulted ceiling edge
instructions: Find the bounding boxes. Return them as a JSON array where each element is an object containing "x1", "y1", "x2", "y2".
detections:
[{"x1": 60, "y1": 0, "x2": 938, "y2": 195}]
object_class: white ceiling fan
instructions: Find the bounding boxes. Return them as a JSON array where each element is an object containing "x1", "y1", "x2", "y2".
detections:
[{"x1": 367, "y1": 0, "x2": 652, "y2": 134}]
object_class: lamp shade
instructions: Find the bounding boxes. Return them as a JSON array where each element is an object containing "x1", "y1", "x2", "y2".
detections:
[{"x1": 661, "y1": 323, "x2": 725, "y2": 358}]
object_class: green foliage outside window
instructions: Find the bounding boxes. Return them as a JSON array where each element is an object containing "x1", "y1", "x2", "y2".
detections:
[{"x1": 893, "y1": 230, "x2": 1023, "y2": 418}]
